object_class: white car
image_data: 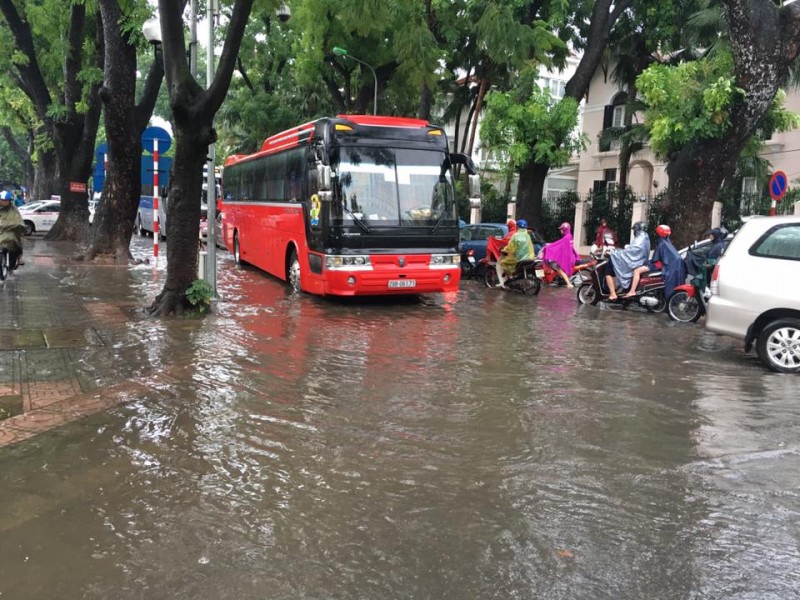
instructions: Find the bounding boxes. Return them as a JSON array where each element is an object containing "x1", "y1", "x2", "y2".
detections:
[
  {"x1": 705, "y1": 215, "x2": 800, "y2": 373},
  {"x1": 19, "y1": 200, "x2": 61, "y2": 235}
]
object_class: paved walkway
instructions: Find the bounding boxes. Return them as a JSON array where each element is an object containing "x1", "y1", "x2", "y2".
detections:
[{"x1": 0, "y1": 238, "x2": 168, "y2": 447}]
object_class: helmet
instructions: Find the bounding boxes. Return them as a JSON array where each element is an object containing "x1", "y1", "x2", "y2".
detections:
[
  {"x1": 558, "y1": 222, "x2": 571, "y2": 233},
  {"x1": 506, "y1": 219, "x2": 517, "y2": 229},
  {"x1": 632, "y1": 221, "x2": 646, "y2": 235},
  {"x1": 0, "y1": 191, "x2": 12, "y2": 201},
  {"x1": 655, "y1": 224, "x2": 671, "y2": 238},
  {"x1": 516, "y1": 219, "x2": 528, "y2": 229}
]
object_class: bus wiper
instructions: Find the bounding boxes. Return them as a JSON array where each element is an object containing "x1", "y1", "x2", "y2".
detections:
[
  {"x1": 337, "y1": 199, "x2": 371, "y2": 233},
  {"x1": 431, "y1": 209, "x2": 448, "y2": 234}
]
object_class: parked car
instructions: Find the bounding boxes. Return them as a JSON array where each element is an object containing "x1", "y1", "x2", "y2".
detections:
[
  {"x1": 458, "y1": 223, "x2": 510, "y2": 263},
  {"x1": 19, "y1": 200, "x2": 61, "y2": 235},
  {"x1": 705, "y1": 216, "x2": 800, "y2": 373}
]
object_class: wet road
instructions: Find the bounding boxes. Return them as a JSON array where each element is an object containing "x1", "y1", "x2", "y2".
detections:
[{"x1": 1, "y1": 239, "x2": 799, "y2": 599}]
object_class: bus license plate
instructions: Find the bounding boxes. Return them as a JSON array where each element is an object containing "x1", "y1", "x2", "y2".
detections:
[{"x1": 388, "y1": 279, "x2": 416, "y2": 288}]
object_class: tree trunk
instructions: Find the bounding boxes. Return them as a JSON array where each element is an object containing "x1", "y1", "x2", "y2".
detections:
[
  {"x1": 81, "y1": 0, "x2": 163, "y2": 264},
  {"x1": 149, "y1": 117, "x2": 207, "y2": 316},
  {"x1": 515, "y1": 161, "x2": 549, "y2": 231},
  {"x1": 418, "y1": 81, "x2": 432, "y2": 121},
  {"x1": 664, "y1": 140, "x2": 739, "y2": 247},
  {"x1": 31, "y1": 147, "x2": 57, "y2": 200},
  {"x1": 149, "y1": 0, "x2": 254, "y2": 315}
]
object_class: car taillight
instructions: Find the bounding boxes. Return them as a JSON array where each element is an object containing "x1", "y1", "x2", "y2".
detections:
[{"x1": 709, "y1": 262, "x2": 721, "y2": 295}]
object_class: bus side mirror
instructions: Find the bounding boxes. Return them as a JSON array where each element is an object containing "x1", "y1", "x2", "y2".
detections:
[{"x1": 317, "y1": 165, "x2": 332, "y2": 191}]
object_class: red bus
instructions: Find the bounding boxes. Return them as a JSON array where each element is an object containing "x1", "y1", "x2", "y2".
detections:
[{"x1": 221, "y1": 115, "x2": 480, "y2": 296}]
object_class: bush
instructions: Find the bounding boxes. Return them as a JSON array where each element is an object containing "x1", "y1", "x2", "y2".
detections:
[
  {"x1": 185, "y1": 279, "x2": 214, "y2": 314},
  {"x1": 541, "y1": 190, "x2": 580, "y2": 241}
]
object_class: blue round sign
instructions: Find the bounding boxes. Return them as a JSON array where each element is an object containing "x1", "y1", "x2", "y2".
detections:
[
  {"x1": 769, "y1": 170, "x2": 788, "y2": 201},
  {"x1": 141, "y1": 126, "x2": 172, "y2": 155}
]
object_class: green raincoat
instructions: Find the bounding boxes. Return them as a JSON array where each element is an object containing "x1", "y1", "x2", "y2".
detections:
[
  {"x1": 0, "y1": 204, "x2": 24, "y2": 253},
  {"x1": 500, "y1": 228, "x2": 534, "y2": 276}
]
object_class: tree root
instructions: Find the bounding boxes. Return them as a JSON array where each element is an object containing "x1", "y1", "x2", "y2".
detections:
[{"x1": 147, "y1": 290, "x2": 188, "y2": 316}]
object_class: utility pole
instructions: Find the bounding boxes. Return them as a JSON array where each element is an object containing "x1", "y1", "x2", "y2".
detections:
[{"x1": 205, "y1": 0, "x2": 218, "y2": 295}]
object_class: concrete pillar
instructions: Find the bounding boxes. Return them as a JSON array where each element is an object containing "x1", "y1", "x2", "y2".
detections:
[
  {"x1": 573, "y1": 201, "x2": 587, "y2": 246},
  {"x1": 470, "y1": 207, "x2": 481, "y2": 224},
  {"x1": 506, "y1": 200, "x2": 516, "y2": 220},
  {"x1": 711, "y1": 201, "x2": 723, "y2": 228},
  {"x1": 630, "y1": 201, "x2": 648, "y2": 240},
  {"x1": 795, "y1": 201, "x2": 800, "y2": 216}
]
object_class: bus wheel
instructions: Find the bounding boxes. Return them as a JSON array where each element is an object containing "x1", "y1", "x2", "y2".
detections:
[
  {"x1": 288, "y1": 249, "x2": 301, "y2": 292},
  {"x1": 233, "y1": 233, "x2": 242, "y2": 265}
]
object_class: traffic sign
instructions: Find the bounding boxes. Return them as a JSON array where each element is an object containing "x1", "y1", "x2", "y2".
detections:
[
  {"x1": 141, "y1": 126, "x2": 172, "y2": 155},
  {"x1": 769, "y1": 170, "x2": 788, "y2": 201}
]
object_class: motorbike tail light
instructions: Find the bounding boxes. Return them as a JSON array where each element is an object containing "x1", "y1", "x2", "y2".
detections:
[
  {"x1": 468, "y1": 249, "x2": 474, "y2": 256},
  {"x1": 709, "y1": 262, "x2": 721, "y2": 295}
]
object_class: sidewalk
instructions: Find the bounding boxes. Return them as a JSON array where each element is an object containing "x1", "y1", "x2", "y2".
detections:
[{"x1": 0, "y1": 239, "x2": 167, "y2": 447}]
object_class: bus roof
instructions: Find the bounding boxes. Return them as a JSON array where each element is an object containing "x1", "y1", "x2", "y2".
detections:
[{"x1": 223, "y1": 115, "x2": 444, "y2": 168}]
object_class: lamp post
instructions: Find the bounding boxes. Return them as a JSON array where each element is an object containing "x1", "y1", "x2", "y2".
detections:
[{"x1": 333, "y1": 46, "x2": 377, "y2": 115}]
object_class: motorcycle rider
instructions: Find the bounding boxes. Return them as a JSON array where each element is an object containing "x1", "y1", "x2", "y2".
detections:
[
  {"x1": 605, "y1": 221, "x2": 650, "y2": 301},
  {"x1": 0, "y1": 190, "x2": 25, "y2": 267},
  {"x1": 625, "y1": 224, "x2": 684, "y2": 298},
  {"x1": 539, "y1": 221, "x2": 579, "y2": 288},
  {"x1": 486, "y1": 219, "x2": 517, "y2": 263},
  {"x1": 497, "y1": 218, "x2": 534, "y2": 288}
]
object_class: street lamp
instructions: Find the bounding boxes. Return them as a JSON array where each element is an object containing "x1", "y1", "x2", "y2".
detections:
[{"x1": 333, "y1": 46, "x2": 378, "y2": 115}]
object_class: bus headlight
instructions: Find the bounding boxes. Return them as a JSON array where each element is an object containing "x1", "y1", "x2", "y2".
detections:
[
  {"x1": 430, "y1": 254, "x2": 459, "y2": 268},
  {"x1": 324, "y1": 255, "x2": 373, "y2": 270}
]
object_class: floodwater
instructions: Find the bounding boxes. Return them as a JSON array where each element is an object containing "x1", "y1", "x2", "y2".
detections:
[{"x1": 1, "y1": 240, "x2": 799, "y2": 599}]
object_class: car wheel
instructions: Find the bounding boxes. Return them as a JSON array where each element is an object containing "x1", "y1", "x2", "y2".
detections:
[
  {"x1": 667, "y1": 291, "x2": 701, "y2": 323},
  {"x1": 287, "y1": 249, "x2": 301, "y2": 292},
  {"x1": 233, "y1": 232, "x2": 242, "y2": 265},
  {"x1": 23, "y1": 221, "x2": 34, "y2": 236},
  {"x1": 756, "y1": 318, "x2": 800, "y2": 374},
  {"x1": 577, "y1": 283, "x2": 598, "y2": 305}
]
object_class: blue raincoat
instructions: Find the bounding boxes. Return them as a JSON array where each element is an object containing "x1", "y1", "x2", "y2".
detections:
[{"x1": 610, "y1": 230, "x2": 650, "y2": 289}]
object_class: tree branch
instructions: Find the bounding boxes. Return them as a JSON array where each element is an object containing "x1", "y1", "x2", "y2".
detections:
[{"x1": 0, "y1": 0, "x2": 53, "y2": 116}]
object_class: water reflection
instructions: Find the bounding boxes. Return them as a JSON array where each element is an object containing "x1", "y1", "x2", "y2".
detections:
[{"x1": 0, "y1": 250, "x2": 798, "y2": 598}]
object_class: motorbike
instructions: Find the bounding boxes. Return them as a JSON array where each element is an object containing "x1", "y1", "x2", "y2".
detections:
[
  {"x1": 460, "y1": 247, "x2": 478, "y2": 280},
  {"x1": 481, "y1": 257, "x2": 543, "y2": 295},
  {"x1": 575, "y1": 257, "x2": 667, "y2": 312},
  {"x1": 667, "y1": 276, "x2": 708, "y2": 323}
]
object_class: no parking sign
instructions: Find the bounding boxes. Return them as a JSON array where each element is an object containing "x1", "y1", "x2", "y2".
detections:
[{"x1": 768, "y1": 170, "x2": 788, "y2": 216}]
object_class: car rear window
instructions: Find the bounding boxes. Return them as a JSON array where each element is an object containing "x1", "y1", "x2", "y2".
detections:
[{"x1": 751, "y1": 224, "x2": 800, "y2": 261}]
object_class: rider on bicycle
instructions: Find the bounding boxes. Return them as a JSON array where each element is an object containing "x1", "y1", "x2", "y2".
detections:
[
  {"x1": 0, "y1": 190, "x2": 25, "y2": 267},
  {"x1": 497, "y1": 218, "x2": 535, "y2": 288}
]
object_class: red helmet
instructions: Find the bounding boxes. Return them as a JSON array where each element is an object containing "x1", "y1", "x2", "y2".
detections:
[
  {"x1": 558, "y1": 222, "x2": 571, "y2": 233},
  {"x1": 506, "y1": 219, "x2": 517, "y2": 229},
  {"x1": 656, "y1": 224, "x2": 671, "y2": 238}
]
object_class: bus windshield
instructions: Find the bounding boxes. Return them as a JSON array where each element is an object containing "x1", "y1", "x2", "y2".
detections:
[{"x1": 331, "y1": 146, "x2": 456, "y2": 228}]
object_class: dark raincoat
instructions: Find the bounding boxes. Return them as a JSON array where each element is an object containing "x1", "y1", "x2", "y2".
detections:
[{"x1": 650, "y1": 237, "x2": 685, "y2": 297}]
